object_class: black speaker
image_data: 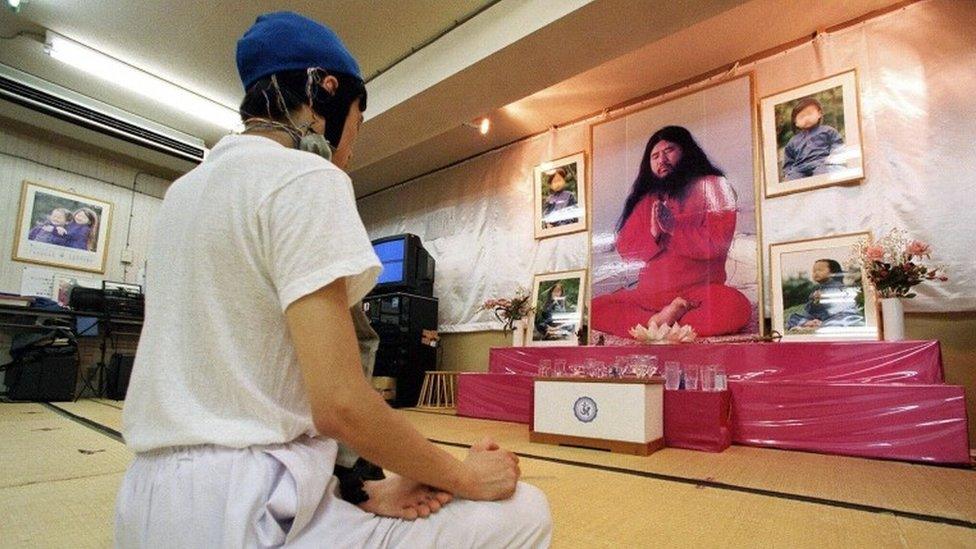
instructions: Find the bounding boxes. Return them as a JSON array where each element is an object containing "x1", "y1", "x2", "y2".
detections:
[
  {"x1": 106, "y1": 354, "x2": 135, "y2": 400},
  {"x1": 363, "y1": 292, "x2": 438, "y2": 407},
  {"x1": 4, "y1": 347, "x2": 78, "y2": 402}
]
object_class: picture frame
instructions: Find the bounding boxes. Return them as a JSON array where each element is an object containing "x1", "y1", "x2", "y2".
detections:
[
  {"x1": 12, "y1": 180, "x2": 113, "y2": 274},
  {"x1": 533, "y1": 152, "x2": 587, "y2": 239},
  {"x1": 588, "y1": 74, "x2": 763, "y2": 343},
  {"x1": 760, "y1": 69, "x2": 865, "y2": 197},
  {"x1": 769, "y1": 232, "x2": 878, "y2": 341},
  {"x1": 529, "y1": 269, "x2": 587, "y2": 346}
]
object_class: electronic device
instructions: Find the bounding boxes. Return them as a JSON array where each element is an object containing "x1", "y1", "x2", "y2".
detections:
[
  {"x1": 68, "y1": 281, "x2": 144, "y2": 317},
  {"x1": 363, "y1": 292, "x2": 438, "y2": 408},
  {"x1": 369, "y1": 234, "x2": 435, "y2": 298}
]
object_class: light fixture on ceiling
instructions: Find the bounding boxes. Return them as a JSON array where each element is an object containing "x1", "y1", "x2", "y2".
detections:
[
  {"x1": 464, "y1": 117, "x2": 490, "y2": 136},
  {"x1": 5, "y1": 0, "x2": 26, "y2": 13},
  {"x1": 43, "y1": 31, "x2": 241, "y2": 130}
]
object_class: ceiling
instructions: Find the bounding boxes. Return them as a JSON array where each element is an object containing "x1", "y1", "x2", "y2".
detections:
[{"x1": 0, "y1": 0, "x2": 906, "y2": 196}]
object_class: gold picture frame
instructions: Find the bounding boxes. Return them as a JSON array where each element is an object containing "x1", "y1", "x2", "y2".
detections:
[
  {"x1": 769, "y1": 232, "x2": 878, "y2": 341},
  {"x1": 12, "y1": 180, "x2": 113, "y2": 274},
  {"x1": 760, "y1": 69, "x2": 865, "y2": 198},
  {"x1": 529, "y1": 269, "x2": 587, "y2": 346},
  {"x1": 533, "y1": 152, "x2": 587, "y2": 239}
]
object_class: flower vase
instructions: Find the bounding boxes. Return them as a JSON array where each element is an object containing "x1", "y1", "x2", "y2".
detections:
[
  {"x1": 511, "y1": 319, "x2": 529, "y2": 347},
  {"x1": 880, "y1": 298, "x2": 905, "y2": 341}
]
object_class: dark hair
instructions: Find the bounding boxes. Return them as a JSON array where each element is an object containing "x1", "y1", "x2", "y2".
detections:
[
  {"x1": 791, "y1": 97, "x2": 823, "y2": 128},
  {"x1": 816, "y1": 258, "x2": 843, "y2": 274},
  {"x1": 547, "y1": 167, "x2": 568, "y2": 187},
  {"x1": 239, "y1": 68, "x2": 367, "y2": 148},
  {"x1": 616, "y1": 126, "x2": 724, "y2": 231}
]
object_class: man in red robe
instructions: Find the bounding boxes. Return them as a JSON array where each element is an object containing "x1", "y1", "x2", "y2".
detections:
[{"x1": 591, "y1": 126, "x2": 752, "y2": 338}]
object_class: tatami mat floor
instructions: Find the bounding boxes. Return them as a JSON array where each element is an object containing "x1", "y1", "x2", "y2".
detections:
[{"x1": 2, "y1": 400, "x2": 974, "y2": 548}]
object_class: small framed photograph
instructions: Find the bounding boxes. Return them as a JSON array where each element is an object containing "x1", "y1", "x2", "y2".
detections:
[
  {"x1": 533, "y1": 152, "x2": 587, "y2": 239},
  {"x1": 12, "y1": 181, "x2": 113, "y2": 273},
  {"x1": 760, "y1": 70, "x2": 864, "y2": 197},
  {"x1": 529, "y1": 269, "x2": 587, "y2": 346},
  {"x1": 770, "y1": 232, "x2": 878, "y2": 341}
]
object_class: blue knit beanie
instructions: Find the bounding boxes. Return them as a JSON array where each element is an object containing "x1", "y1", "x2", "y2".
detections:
[{"x1": 236, "y1": 11, "x2": 362, "y2": 91}]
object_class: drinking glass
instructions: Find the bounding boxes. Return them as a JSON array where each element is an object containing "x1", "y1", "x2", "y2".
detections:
[
  {"x1": 538, "y1": 359, "x2": 552, "y2": 377},
  {"x1": 553, "y1": 359, "x2": 567, "y2": 377},
  {"x1": 570, "y1": 362, "x2": 585, "y2": 377},
  {"x1": 715, "y1": 365, "x2": 727, "y2": 391},
  {"x1": 613, "y1": 356, "x2": 630, "y2": 378},
  {"x1": 664, "y1": 361, "x2": 681, "y2": 390},
  {"x1": 645, "y1": 355, "x2": 659, "y2": 377},
  {"x1": 701, "y1": 364, "x2": 716, "y2": 391},
  {"x1": 631, "y1": 355, "x2": 648, "y2": 378},
  {"x1": 684, "y1": 364, "x2": 700, "y2": 390}
]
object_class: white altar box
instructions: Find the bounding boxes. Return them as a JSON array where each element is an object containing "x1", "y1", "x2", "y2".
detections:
[{"x1": 530, "y1": 378, "x2": 664, "y2": 455}]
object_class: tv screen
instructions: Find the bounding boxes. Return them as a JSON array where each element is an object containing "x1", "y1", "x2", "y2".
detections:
[{"x1": 374, "y1": 238, "x2": 405, "y2": 284}]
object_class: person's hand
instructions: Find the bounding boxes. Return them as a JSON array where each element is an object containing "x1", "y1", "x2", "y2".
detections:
[
  {"x1": 650, "y1": 200, "x2": 663, "y2": 240},
  {"x1": 56, "y1": 226, "x2": 67, "y2": 235},
  {"x1": 42, "y1": 225, "x2": 54, "y2": 233},
  {"x1": 358, "y1": 473, "x2": 453, "y2": 521},
  {"x1": 802, "y1": 319, "x2": 822, "y2": 328},
  {"x1": 657, "y1": 201, "x2": 675, "y2": 235},
  {"x1": 456, "y1": 437, "x2": 520, "y2": 501}
]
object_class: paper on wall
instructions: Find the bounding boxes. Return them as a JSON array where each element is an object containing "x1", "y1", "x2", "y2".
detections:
[{"x1": 21, "y1": 266, "x2": 102, "y2": 306}]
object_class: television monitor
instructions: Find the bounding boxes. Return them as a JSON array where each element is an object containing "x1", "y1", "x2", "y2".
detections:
[{"x1": 369, "y1": 234, "x2": 435, "y2": 297}]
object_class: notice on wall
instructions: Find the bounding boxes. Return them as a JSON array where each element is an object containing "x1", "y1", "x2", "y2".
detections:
[{"x1": 21, "y1": 266, "x2": 102, "y2": 306}]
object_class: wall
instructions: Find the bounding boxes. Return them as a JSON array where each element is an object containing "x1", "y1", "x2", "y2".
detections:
[
  {"x1": 0, "y1": 123, "x2": 169, "y2": 378},
  {"x1": 358, "y1": 1, "x2": 976, "y2": 446}
]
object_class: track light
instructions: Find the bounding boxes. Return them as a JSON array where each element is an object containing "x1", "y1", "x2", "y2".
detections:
[
  {"x1": 464, "y1": 117, "x2": 491, "y2": 136},
  {"x1": 6, "y1": 0, "x2": 26, "y2": 13},
  {"x1": 44, "y1": 31, "x2": 241, "y2": 130}
]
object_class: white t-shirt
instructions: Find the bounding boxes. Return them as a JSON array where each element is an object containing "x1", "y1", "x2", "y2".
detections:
[{"x1": 122, "y1": 135, "x2": 380, "y2": 453}]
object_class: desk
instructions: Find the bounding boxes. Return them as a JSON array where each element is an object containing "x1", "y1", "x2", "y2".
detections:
[{"x1": 0, "y1": 304, "x2": 143, "y2": 397}]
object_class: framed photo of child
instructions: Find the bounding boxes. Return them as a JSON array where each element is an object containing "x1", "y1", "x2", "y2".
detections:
[
  {"x1": 529, "y1": 269, "x2": 586, "y2": 346},
  {"x1": 12, "y1": 180, "x2": 113, "y2": 274},
  {"x1": 533, "y1": 152, "x2": 587, "y2": 239},
  {"x1": 769, "y1": 232, "x2": 878, "y2": 341},
  {"x1": 760, "y1": 70, "x2": 864, "y2": 197}
]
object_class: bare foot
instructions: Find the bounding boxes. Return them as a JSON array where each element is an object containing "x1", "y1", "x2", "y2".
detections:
[
  {"x1": 649, "y1": 296, "x2": 694, "y2": 326},
  {"x1": 358, "y1": 473, "x2": 453, "y2": 520}
]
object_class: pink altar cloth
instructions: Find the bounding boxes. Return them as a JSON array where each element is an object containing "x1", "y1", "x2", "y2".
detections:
[
  {"x1": 665, "y1": 389, "x2": 732, "y2": 452},
  {"x1": 457, "y1": 373, "x2": 534, "y2": 424},
  {"x1": 486, "y1": 341, "x2": 944, "y2": 383},
  {"x1": 454, "y1": 341, "x2": 971, "y2": 464}
]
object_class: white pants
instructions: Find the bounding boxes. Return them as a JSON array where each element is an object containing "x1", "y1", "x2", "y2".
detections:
[{"x1": 115, "y1": 437, "x2": 552, "y2": 548}]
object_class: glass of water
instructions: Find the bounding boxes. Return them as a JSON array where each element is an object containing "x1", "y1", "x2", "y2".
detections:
[
  {"x1": 553, "y1": 359, "x2": 567, "y2": 377},
  {"x1": 684, "y1": 364, "x2": 700, "y2": 390},
  {"x1": 538, "y1": 359, "x2": 552, "y2": 377},
  {"x1": 701, "y1": 364, "x2": 716, "y2": 391},
  {"x1": 664, "y1": 361, "x2": 681, "y2": 390}
]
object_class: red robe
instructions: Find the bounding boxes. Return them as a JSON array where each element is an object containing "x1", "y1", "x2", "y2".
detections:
[{"x1": 591, "y1": 175, "x2": 751, "y2": 337}]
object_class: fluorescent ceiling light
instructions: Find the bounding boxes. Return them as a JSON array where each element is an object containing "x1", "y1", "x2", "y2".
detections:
[{"x1": 44, "y1": 31, "x2": 240, "y2": 130}]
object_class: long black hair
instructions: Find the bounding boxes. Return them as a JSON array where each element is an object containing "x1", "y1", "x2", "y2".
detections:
[
  {"x1": 616, "y1": 126, "x2": 724, "y2": 231},
  {"x1": 239, "y1": 68, "x2": 366, "y2": 148}
]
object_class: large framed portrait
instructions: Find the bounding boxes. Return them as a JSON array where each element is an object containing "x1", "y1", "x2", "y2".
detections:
[
  {"x1": 533, "y1": 152, "x2": 587, "y2": 239},
  {"x1": 760, "y1": 70, "x2": 864, "y2": 197},
  {"x1": 529, "y1": 269, "x2": 586, "y2": 346},
  {"x1": 589, "y1": 75, "x2": 762, "y2": 344},
  {"x1": 769, "y1": 232, "x2": 878, "y2": 341},
  {"x1": 12, "y1": 181, "x2": 113, "y2": 273}
]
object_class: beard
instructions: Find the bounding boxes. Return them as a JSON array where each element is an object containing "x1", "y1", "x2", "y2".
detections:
[{"x1": 650, "y1": 161, "x2": 695, "y2": 199}]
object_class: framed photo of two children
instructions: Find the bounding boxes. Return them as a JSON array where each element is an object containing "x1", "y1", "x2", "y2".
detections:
[
  {"x1": 760, "y1": 70, "x2": 865, "y2": 197},
  {"x1": 12, "y1": 180, "x2": 113, "y2": 274},
  {"x1": 533, "y1": 152, "x2": 587, "y2": 239}
]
